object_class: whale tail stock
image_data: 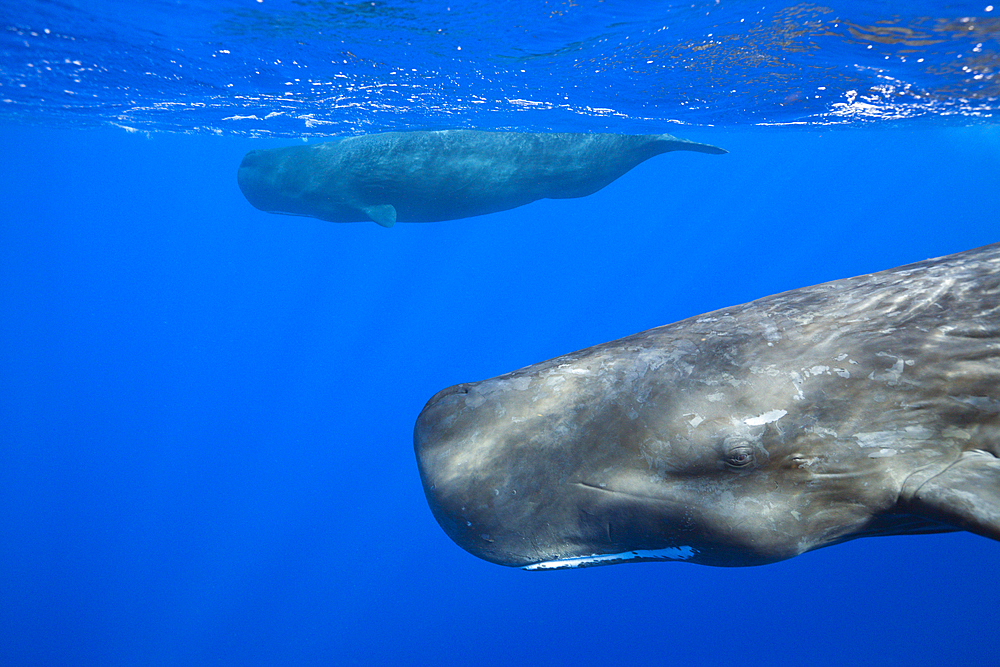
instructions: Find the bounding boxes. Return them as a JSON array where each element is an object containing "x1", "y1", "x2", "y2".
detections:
[{"x1": 656, "y1": 133, "x2": 728, "y2": 155}]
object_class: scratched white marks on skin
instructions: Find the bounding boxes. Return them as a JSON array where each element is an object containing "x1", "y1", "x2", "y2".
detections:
[
  {"x1": 544, "y1": 372, "x2": 568, "y2": 390},
  {"x1": 801, "y1": 360, "x2": 855, "y2": 382},
  {"x1": 904, "y1": 425, "x2": 933, "y2": 439},
  {"x1": 855, "y1": 426, "x2": 933, "y2": 450},
  {"x1": 835, "y1": 353, "x2": 859, "y2": 366},
  {"x1": 640, "y1": 438, "x2": 674, "y2": 472},
  {"x1": 523, "y1": 546, "x2": 697, "y2": 570},
  {"x1": 869, "y1": 448, "x2": 899, "y2": 458},
  {"x1": 761, "y1": 319, "x2": 782, "y2": 346},
  {"x1": 439, "y1": 410, "x2": 459, "y2": 429},
  {"x1": 789, "y1": 371, "x2": 806, "y2": 400},
  {"x1": 512, "y1": 376, "x2": 532, "y2": 391},
  {"x1": 706, "y1": 392, "x2": 726, "y2": 402},
  {"x1": 722, "y1": 374, "x2": 744, "y2": 388},
  {"x1": 855, "y1": 431, "x2": 897, "y2": 448},
  {"x1": 954, "y1": 395, "x2": 1000, "y2": 413},
  {"x1": 744, "y1": 409, "x2": 788, "y2": 426},
  {"x1": 687, "y1": 414, "x2": 705, "y2": 428},
  {"x1": 867, "y1": 356, "x2": 914, "y2": 386}
]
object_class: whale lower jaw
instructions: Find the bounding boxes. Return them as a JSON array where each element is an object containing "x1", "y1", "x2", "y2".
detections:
[{"x1": 522, "y1": 546, "x2": 698, "y2": 570}]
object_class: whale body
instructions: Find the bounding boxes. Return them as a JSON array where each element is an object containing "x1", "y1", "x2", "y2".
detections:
[
  {"x1": 415, "y1": 243, "x2": 1000, "y2": 569},
  {"x1": 237, "y1": 130, "x2": 726, "y2": 227}
]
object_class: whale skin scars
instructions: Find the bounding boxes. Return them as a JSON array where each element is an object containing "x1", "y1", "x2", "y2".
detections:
[
  {"x1": 414, "y1": 243, "x2": 1000, "y2": 569},
  {"x1": 237, "y1": 129, "x2": 726, "y2": 227}
]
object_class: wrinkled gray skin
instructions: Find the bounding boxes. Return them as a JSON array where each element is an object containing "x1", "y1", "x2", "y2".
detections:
[
  {"x1": 237, "y1": 130, "x2": 726, "y2": 227},
  {"x1": 415, "y1": 243, "x2": 1000, "y2": 569}
]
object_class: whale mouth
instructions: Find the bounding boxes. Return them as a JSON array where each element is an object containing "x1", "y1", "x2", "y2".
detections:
[
  {"x1": 523, "y1": 546, "x2": 698, "y2": 570},
  {"x1": 575, "y1": 480, "x2": 668, "y2": 502}
]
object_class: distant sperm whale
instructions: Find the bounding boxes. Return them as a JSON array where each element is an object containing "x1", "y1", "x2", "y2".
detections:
[{"x1": 236, "y1": 130, "x2": 727, "y2": 227}]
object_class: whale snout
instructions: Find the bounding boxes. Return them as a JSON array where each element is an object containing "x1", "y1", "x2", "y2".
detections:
[
  {"x1": 423, "y1": 382, "x2": 472, "y2": 408},
  {"x1": 237, "y1": 149, "x2": 281, "y2": 213},
  {"x1": 413, "y1": 382, "x2": 473, "y2": 443}
]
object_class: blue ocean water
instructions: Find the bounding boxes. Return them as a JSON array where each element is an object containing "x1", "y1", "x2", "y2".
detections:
[{"x1": 1, "y1": 2, "x2": 998, "y2": 666}]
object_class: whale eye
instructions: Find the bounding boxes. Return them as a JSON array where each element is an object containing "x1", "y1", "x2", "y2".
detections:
[{"x1": 724, "y1": 439, "x2": 756, "y2": 469}]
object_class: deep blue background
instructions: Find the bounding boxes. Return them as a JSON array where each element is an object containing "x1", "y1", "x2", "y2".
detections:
[{"x1": 1, "y1": 124, "x2": 998, "y2": 666}]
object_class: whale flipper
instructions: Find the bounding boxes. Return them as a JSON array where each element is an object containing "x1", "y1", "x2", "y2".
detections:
[
  {"x1": 904, "y1": 451, "x2": 1000, "y2": 541},
  {"x1": 362, "y1": 204, "x2": 397, "y2": 228}
]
